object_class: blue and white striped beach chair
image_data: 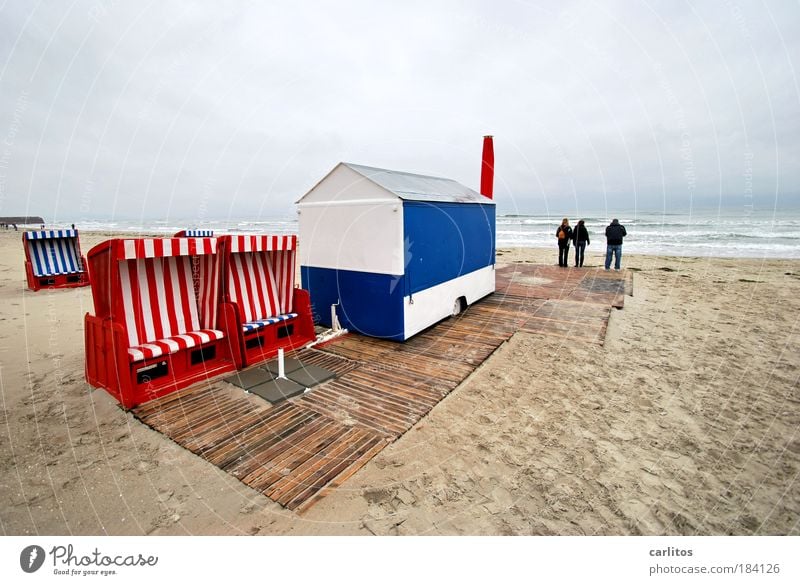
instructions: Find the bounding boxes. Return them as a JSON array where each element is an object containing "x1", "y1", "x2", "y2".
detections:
[
  {"x1": 23, "y1": 229, "x2": 89, "y2": 290},
  {"x1": 174, "y1": 229, "x2": 214, "y2": 237}
]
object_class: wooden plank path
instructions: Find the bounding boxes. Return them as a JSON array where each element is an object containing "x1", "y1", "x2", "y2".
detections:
[{"x1": 132, "y1": 265, "x2": 632, "y2": 512}]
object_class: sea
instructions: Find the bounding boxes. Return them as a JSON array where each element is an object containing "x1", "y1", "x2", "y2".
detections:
[{"x1": 54, "y1": 208, "x2": 800, "y2": 259}]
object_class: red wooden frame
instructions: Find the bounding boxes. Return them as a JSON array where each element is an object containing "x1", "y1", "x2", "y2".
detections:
[{"x1": 84, "y1": 237, "x2": 236, "y2": 409}]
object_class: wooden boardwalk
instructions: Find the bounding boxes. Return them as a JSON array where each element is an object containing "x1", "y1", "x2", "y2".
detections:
[{"x1": 132, "y1": 265, "x2": 632, "y2": 512}]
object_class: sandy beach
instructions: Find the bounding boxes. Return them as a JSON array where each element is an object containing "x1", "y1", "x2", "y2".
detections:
[{"x1": 1, "y1": 230, "x2": 798, "y2": 535}]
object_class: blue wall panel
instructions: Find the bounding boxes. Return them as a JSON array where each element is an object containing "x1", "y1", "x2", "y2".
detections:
[
  {"x1": 301, "y1": 265, "x2": 406, "y2": 341},
  {"x1": 402, "y1": 202, "x2": 495, "y2": 295}
]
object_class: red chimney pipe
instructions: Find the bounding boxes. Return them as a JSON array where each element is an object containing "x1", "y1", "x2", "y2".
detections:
[{"x1": 480, "y1": 135, "x2": 494, "y2": 199}]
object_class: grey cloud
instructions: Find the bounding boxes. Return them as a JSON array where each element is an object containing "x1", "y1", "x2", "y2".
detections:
[{"x1": 0, "y1": 0, "x2": 798, "y2": 224}]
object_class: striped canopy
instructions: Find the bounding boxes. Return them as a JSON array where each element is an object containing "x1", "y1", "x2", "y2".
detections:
[
  {"x1": 115, "y1": 237, "x2": 217, "y2": 260},
  {"x1": 181, "y1": 229, "x2": 214, "y2": 237},
  {"x1": 227, "y1": 234, "x2": 295, "y2": 253},
  {"x1": 25, "y1": 231, "x2": 84, "y2": 276},
  {"x1": 24, "y1": 229, "x2": 78, "y2": 240}
]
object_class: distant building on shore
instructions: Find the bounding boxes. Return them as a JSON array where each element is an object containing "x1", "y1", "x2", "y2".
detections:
[{"x1": 1, "y1": 216, "x2": 45, "y2": 229}]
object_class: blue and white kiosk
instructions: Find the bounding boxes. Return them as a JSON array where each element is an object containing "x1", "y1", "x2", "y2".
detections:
[{"x1": 297, "y1": 141, "x2": 496, "y2": 341}]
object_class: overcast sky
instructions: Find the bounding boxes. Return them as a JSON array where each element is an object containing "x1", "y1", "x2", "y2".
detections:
[{"x1": 1, "y1": 0, "x2": 798, "y2": 222}]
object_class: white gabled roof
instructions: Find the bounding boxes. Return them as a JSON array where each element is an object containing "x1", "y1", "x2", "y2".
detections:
[{"x1": 297, "y1": 162, "x2": 494, "y2": 205}]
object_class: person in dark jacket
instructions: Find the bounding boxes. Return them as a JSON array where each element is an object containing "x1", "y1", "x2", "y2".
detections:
[
  {"x1": 604, "y1": 218, "x2": 627, "y2": 270},
  {"x1": 572, "y1": 219, "x2": 590, "y2": 267},
  {"x1": 555, "y1": 218, "x2": 573, "y2": 267}
]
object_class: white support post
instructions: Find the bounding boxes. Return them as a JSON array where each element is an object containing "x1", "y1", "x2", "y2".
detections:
[
  {"x1": 277, "y1": 348, "x2": 286, "y2": 380},
  {"x1": 304, "y1": 302, "x2": 349, "y2": 349}
]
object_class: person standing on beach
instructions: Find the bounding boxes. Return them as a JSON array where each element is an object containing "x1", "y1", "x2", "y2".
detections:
[
  {"x1": 556, "y1": 218, "x2": 572, "y2": 267},
  {"x1": 572, "y1": 219, "x2": 590, "y2": 267},
  {"x1": 604, "y1": 218, "x2": 627, "y2": 270}
]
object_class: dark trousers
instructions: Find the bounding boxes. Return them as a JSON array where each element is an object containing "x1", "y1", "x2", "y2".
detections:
[
  {"x1": 558, "y1": 243, "x2": 570, "y2": 267},
  {"x1": 574, "y1": 241, "x2": 586, "y2": 266}
]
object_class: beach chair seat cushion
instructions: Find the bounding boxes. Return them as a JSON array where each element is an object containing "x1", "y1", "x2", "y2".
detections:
[
  {"x1": 242, "y1": 312, "x2": 298, "y2": 333},
  {"x1": 127, "y1": 329, "x2": 225, "y2": 363}
]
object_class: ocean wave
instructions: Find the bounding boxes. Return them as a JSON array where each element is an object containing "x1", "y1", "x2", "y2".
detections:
[{"x1": 59, "y1": 210, "x2": 800, "y2": 259}]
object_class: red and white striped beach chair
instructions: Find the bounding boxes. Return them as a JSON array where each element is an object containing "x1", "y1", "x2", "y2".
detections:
[
  {"x1": 174, "y1": 229, "x2": 214, "y2": 237},
  {"x1": 23, "y1": 229, "x2": 89, "y2": 291},
  {"x1": 218, "y1": 234, "x2": 315, "y2": 368},
  {"x1": 84, "y1": 237, "x2": 236, "y2": 408}
]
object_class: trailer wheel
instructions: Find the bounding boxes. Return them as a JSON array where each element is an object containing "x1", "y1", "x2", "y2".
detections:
[{"x1": 451, "y1": 296, "x2": 467, "y2": 317}]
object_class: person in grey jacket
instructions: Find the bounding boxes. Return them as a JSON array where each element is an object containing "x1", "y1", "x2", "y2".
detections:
[{"x1": 604, "y1": 218, "x2": 627, "y2": 270}]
